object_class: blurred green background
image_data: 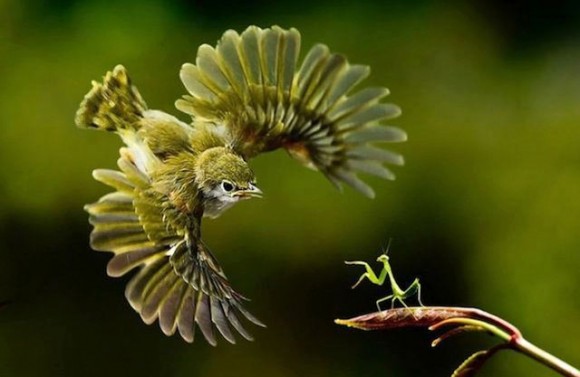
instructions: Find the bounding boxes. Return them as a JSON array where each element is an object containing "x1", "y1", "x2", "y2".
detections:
[{"x1": 1, "y1": 0, "x2": 579, "y2": 376}]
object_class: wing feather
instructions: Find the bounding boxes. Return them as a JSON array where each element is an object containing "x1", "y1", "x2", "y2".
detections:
[
  {"x1": 195, "y1": 292, "x2": 216, "y2": 345},
  {"x1": 326, "y1": 64, "x2": 369, "y2": 106},
  {"x1": 327, "y1": 87, "x2": 389, "y2": 120},
  {"x1": 211, "y1": 296, "x2": 236, "y2": 344},
  {"x1": 347, "y1": 160, "x2": 396, "y2": 180},
  {"x1": 224, "y1": 302, "x2": 254, "y2": 341},
  {"x1": 295, "y1": 44, "x2": 330, "y2": 103},
  {"x1": 176, "y1": 288, "x2": 196, "y2": 342},
  {"x1": 180, "y1": 64, "x2": 218, "y2": 101},
  {"x1": 216, "y1": 31, "x2": 247, "y2": 98},
  {"x1": 239, "y1": 27, "x2": 263, "y2": 86},
  {"x1": 344, "y1": 125, "x2": 406, "y2": 144},
  {"x1": 280, "y1": 27, "x2": 300, "y2": 95},
  {"x1": 158, "y1": 277, "x2": 188, "y2": 336},
  {"x1": 106, "y1": 244, "x2": 167, "y2": 277},
  {"x1": 176, "y1": 26, "x2": 406, "y2": 197},
  {"x1": 261, "y1": 27, "x2": 279, "y2": 87},
  {"x1": 347, "y1": 145, "x2": 404, "y2": 165},
  {"x1": 197, "y1": 45, "x2": 230, "y2": 93}
]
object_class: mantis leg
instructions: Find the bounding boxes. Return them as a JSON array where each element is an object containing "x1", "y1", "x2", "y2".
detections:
[
  {"x1": 375, "y1": 294, "x2": 394, "y2": 312},
  {"x1": 415, "y1": 279, "x2": 424, "y2": 306},
  {"x1": 401, "y1": 278, "x2": 423, "y2": 307},
  {"x1": 394, "y1": 296, "x2": 410, "y2": 309},
  {"x1": 345, "y1": 261, "x2": 385, "y2": 289}
]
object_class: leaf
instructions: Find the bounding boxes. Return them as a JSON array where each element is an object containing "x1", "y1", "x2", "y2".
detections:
[
  {"x1": 431, "y1": 325, "x2": 486, "y2": 347},
  {"x1": 452, "y1": 347, "x2": 504, "y2": 377},
  {"x1": 335, "y1": 307, "x2": 478, "y2": 331}
]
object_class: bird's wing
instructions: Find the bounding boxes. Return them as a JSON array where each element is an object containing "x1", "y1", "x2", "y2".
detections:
[
  {"x1": 85, "y1": 148, "x2": 264, "y2": 345},
  {"x1": 176, "y1": 25, "x2": 406, "y2": 198}
]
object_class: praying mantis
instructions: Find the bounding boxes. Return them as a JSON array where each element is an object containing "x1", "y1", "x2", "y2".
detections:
[{"x1": 346, "y1": 244, "x2": 424, "y2": 311}]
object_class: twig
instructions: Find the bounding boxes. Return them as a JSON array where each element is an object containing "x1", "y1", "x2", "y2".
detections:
[{"x1": 336, "y1": 306, "x2": 579, "y2": 377}]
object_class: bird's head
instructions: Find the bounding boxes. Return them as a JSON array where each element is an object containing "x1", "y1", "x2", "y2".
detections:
[{"x1": 195, "y1": 147, "x2": 262, "y2": 217}]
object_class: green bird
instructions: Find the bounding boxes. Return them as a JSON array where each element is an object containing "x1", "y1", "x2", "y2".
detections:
[{"x1": 75, "y1": 25, "x2": 406, "y2": 345}]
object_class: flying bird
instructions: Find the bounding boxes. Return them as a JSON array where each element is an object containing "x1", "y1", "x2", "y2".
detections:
[{"x1": 76, "y1": 25, "x2": 406, "y2": 345}]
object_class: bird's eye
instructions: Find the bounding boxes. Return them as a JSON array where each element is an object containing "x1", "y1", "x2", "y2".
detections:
[{"x1": 221, "y1": 181, "x2": 234, "y2": 192}]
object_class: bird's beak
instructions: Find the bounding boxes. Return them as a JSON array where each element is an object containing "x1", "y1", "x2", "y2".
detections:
[{"x1": 233, "y1": 186, "x2": 263, "y2": 199}]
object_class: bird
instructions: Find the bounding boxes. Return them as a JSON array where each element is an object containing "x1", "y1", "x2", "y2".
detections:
[{"x1": 75, "y1": 25, "x2": 406, "y2": 345}]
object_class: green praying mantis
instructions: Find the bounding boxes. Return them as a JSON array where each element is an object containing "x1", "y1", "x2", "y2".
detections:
[{"x1": 346, "y1": 243, "x2": 424, "y2": 311}]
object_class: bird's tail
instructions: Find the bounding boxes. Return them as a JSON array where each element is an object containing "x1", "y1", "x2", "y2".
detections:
[{"x1": 75, "y1": 65, "x2": 147, "y2": 132}]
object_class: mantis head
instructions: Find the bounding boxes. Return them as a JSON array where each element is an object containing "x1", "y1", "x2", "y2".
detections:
[{"x1": 376, "y1": 254, "x2": 390, "y2": 263}]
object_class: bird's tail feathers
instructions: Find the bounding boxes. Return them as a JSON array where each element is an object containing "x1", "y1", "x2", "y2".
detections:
[{"x1": 75, "y1": 65, "x2": 147, "y2": 132}]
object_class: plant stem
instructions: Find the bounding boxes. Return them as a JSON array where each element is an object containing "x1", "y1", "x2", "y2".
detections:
[
  {"x1": 336, "y1": 307, "x2": 580, "y2": 377},
  {"x1": 430, "y1": 317, "x2": 511, "y2": 342},
  {"x1": 511, "y1": 336, "x2": 580, "y2": 377}
]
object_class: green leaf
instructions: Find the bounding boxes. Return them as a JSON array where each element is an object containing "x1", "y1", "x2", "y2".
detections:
[{"x1": 452, "y1": 349, "x2": 496, "y2": 377}]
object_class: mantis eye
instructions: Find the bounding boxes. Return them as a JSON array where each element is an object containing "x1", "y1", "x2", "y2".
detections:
[{"x1": 221, "y1": 181, "x2": 234, "y2": 192}]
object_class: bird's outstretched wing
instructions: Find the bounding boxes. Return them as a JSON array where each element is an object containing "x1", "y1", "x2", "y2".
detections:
[
  {"x1": 85, "y1": 148, "x2": 264, "y2": 345},
  {"x1": 176, "y1": 25, "x2": 406, "y2": 198}
]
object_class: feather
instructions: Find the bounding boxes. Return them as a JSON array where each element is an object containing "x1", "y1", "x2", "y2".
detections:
[
  {"x1": 347, "y1": 160, "x2": 396, "y2": 180},
  {"x1": 261, "y1": 26, "x2": 281, "y2": 86},
  {"x1": 326, "y1": 87, "x2": 389, "y2": 121},
  {"x1": 90, "y1": 225, "x2": 149, "y2": 251},
  {"x1": 279, "y1": 27, "x2": 300, "y2": 95},
  {"x1": 125, "y1": 257, "x2": 166, "y2": 313},
  {"x1": 75, "y1": 65, "x2": 147, "y2": 132},
  {"x1": 158, "y1": 278, "x2": 188, "y2": 335},
  {"x1": 195, "y1": 292, "x2": 216, "y2": 346},
  {"x1": 84, "y1": 192, "x2": 133, "y2": 215},
  {"x1": 140, "y1": 262, "x2": 176, "y2": 322},
  {"x1": 296, "y1": 44, "x2": 330, "y2": 101},
  {"x1": 347, "y1": 146, "x2": 405, "y2": 165},
  {"x1": 88, "y1": 212, "x2": 139, "y2": 224},
  {"x1": 326, "y1": 64, "x2": 369, "y2": 106},
  {"x1": 332, "y1": 168, "x2": 376, "y2": 198},
  {"x1": 235, "y1": 302, "x2": 267, "y2": 327},
  {"x1": 177, "y1": 288, "x2": 196, "y2": 343},
  {"x1": 116, "y1": 153, "x2": 150, "y2": 186},
  {"x1": 305, "y1": 54, "x2": 347, "y2": 114},
  {"x1": 106, "y1": 244, "x2": 166, "y2": 276},
  {"x1": 217, "y1": 30, "x2": 247, "y2": 97},
  {"x1": 197, "y1": 45, "x2": 230, "y2": 92},
  {"x1": 224, "y1": 304, "x2": 253, "y2": 341},
  {"x1": 211, "y1": 296, "x2": 236, "y2": 343},
  {"x1": 92, "y1": 169, "x2": 133, "y2": 192},
  {"x1": 337, "y1": 103, "x2": 401, "y2": 131},
  {"x1": 239, "y1": 26, "x2": 263, "y2": 86},
  {"x1": 344, "y1": 125, "x2": 407, "y2": 144},
  {"x1": 180, "y1": 63, "x2": 218, "y2": 101}
]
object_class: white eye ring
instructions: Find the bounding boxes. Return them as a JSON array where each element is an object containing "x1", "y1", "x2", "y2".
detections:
[{"x1": 221, "y1": 181, "x2": 235, "y2": 192}]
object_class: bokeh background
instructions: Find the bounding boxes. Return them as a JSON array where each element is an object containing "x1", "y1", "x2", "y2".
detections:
[{"x1": 1, "y1": 0, "x2": 579, "y2": 376}]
